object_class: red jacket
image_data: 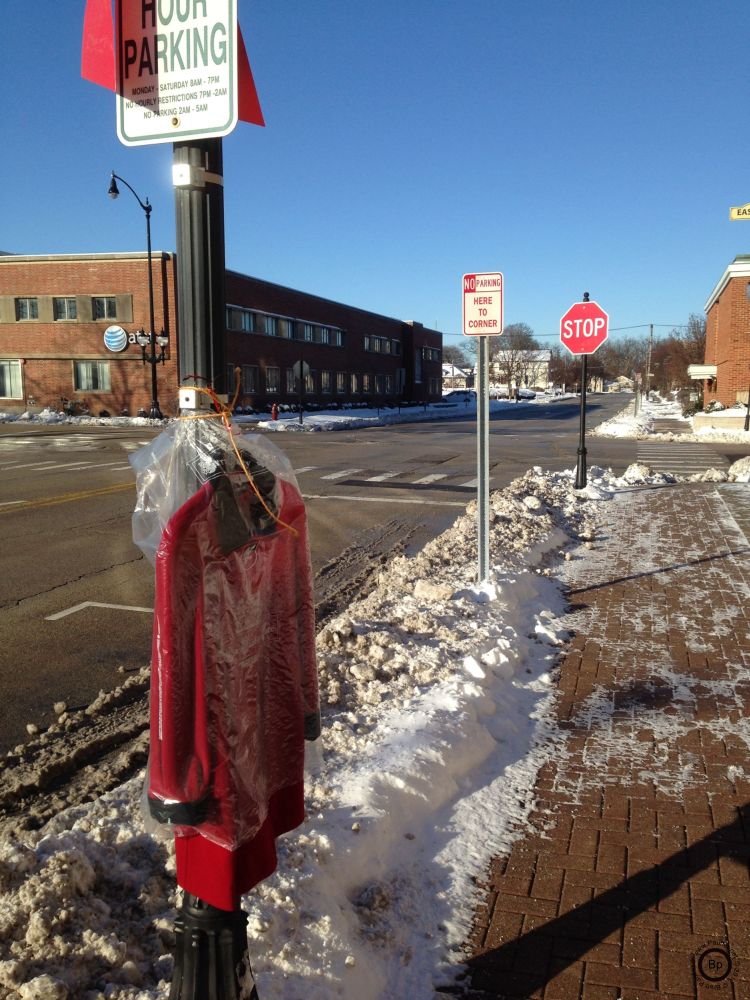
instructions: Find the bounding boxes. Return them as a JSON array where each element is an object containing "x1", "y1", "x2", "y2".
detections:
[{"x1": 148, "y1": 471, "x2": 319, "y2": 910}]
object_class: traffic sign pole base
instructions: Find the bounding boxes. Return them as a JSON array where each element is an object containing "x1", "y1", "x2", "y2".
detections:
[
  {"x1": 575, "y1": 448, "x2": 587, "y2": 490},
  {"x1": 169, "y1": 894, "x2": 258, "y2": 1000}
]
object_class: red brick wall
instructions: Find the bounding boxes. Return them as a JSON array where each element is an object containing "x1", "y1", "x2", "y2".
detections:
[
  {"x1": 0, "y1": 256, "x2": 443, "y2": 415},
  {"x1": 705, "y1": 273, "x2": 750, "y2": 406},
  {"x1": 0, "y1": 255, "x2": 179, "y2": 415}
]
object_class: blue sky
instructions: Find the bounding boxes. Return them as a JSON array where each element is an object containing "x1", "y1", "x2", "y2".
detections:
[{"x1": 2, "y1": 1, "x2": 749, "y2": 350}]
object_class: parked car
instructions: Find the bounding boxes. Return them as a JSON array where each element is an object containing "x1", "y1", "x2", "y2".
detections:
[{"x1": 443, "y1": 390, "x2": 476, "y2": 403}]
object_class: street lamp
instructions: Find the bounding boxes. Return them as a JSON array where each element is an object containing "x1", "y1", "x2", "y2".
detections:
[{"x1": 108, "y1": 172, "x2": 164, "y2": 419}]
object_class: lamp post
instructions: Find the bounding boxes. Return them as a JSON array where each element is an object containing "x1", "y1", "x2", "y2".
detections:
[{"x1": 108, "y1": 172, "x2": 164, "y2": 419}]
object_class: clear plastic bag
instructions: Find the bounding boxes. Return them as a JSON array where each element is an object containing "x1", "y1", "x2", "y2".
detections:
[{"x1": 130, "y1": 418, "x2": 320, "y2": 853}]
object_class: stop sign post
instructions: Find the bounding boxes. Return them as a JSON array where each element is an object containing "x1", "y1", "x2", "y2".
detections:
[{"x1": 559, "y1": 294, "x2": 609, "y2": 489}]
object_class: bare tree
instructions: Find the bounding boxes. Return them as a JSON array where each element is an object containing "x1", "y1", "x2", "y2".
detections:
[
  {"x1": 442, "y1": 344, "x2": 471, "y2": 368},
  {"x1": 488, "y1": 323, "x2": 539, "y2": 393}
]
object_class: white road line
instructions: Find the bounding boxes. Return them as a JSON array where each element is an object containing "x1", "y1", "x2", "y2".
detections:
[
  {"x1": 412, "y1": 473, "x2": 448, "y2": 484},
  {"x1": 302, "y1": 493, "x2": 465, "y2": 508},
  {"x1": 38, "y1": 462, "x2": 98, "y2": 471},
  {"x1": 0, "y1": 461, "x2": 59, "y2": 470},
  {"x1": 320, "y1": 468, "x2": 363, "y2": 480},
  {"x1": 46, "y1": 601, "x2": 153, "y2": 621},
  {"x1": 76, "y1": 461, "x2": 131, "y2": 471},
  {"x1": 461, "y1": 478, "x2": 478, "y2": 488},
  {"x1": 365, "y1": 472, "x2": 399, "y2": 482},
  {"x1": 294, "y1": 467, "x2": 318, "y2": 474},
  {"x1": 0, "y1": 501, "x2": 26, "y2": 507}
]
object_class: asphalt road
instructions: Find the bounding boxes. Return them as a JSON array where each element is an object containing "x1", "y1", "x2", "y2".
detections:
[{"x1": 0, "y1": 393, "x2": 700, "y2": 751}]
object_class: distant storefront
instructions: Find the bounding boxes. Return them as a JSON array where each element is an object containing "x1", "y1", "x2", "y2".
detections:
[{"x1": 0, "y1": 253, "x2": 444, "y2": 416}]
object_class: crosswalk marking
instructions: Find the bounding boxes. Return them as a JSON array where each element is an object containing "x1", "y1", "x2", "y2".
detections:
[
  {"x1": 321, "y1": 468, "x2": 363, "y2": 480},
  {"x1": 294, "y1": 466, "x2": 318, "y2": 474},
  {"x1": 365, "y1": 471, "x2": 399, "y2": 482},
  {"x1": 636, "y1": 442, "x2": 729, "y2": 475},
  {"x1": 412, "y1": 473, "x2": 448, "y2": 485}
]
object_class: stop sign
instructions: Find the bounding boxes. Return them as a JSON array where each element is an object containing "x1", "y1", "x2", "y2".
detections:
[{"x1": 560, "y1": 300, "x2": 609, "y2": 355}]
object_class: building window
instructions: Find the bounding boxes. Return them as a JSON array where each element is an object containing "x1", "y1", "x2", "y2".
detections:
[
  {"x1": 336, "y1": 372, "x2": 346, "y2": 394},
  {"x1": 0, "y1": 360, "x2": 22, "y2": 399},
  {"x1": 313, "y1": 326, "x2": 330, "y2": 344},
  {"x1": 429, "y1": 377, "x2": 441, "y2": 395},
  {"x1": 302, "y1": 323, "x2": 314, "y2": 342},
  {"x1": 53, "y1": 297, "x2": 78, "y2": 321},
  {"x1": 74, "y1": 361, "x2": 110, "y2": 392},
  {"x1": 385, "y1": 374, "x2": 394, "y2": 394},
  {"x1": 375, "y1": 374, "x2": 385, "y2": 394},
  {"x1": 279, "y1": 318, "x2": 294, "y2": 339},
  {"x1": 263, "y1": 315, "x2": 278, "y2": 337},
  {"x1": 286, "y1": 369, "x2": 296, "y2": 393},
  {"x1": 365, "y1": 335, "x2": 396, "y2": 354},
  {"x1": 242, "y1": 365, "x2": 259, "y2": 393},
  {"x1": 15, "y1": 297, "x2": 38, "y2": 321},
  {"x1": 414, "y1": 349, "x2": 423, "y2": 383},
  {"x1": 363, "y1": 336, "x2": 370, "y2": 351},
  {"x1": 321, "y1": 370, "x2": 332, "y2": 393},
  {"x1": 93, "y1": 296, "x2": 117, "y2": 320},
  {"x1": 351, "y1": 373, "x2": 359, "y2": 394},
  {"x1": 266, "y1": 366, "x2": 280, "y2": 393},
  {"x1": 305, "y1": 370, "x2": 315, "y2": 394},
  {"x1": 331, "y1": 329, "x2": 343, "y2": 347},
  {"x1": 227, "y1": 306, "x2": 255, "y2": 332},
  {"x1": 362, "y1": 373, "x2": 372, "y2": 393},
  {"x1": 422, "y1": 346, "x2": 441, "y2": 363}
]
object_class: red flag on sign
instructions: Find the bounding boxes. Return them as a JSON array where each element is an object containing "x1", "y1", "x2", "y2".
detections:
[{"x1": 80, "y1": 0, "x2": 265, "y2": 127}]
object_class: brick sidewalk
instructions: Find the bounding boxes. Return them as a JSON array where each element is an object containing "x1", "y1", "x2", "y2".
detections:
[{"x1": 460, "y1": 483, "x2": 750, "y2": 1000}]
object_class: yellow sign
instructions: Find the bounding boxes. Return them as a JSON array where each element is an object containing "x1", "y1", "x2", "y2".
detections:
[{"x1": 729, "y1": 204, "x2": 750, "y2": 220}]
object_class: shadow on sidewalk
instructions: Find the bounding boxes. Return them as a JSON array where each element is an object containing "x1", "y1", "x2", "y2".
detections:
[
  {"x1": 568, "y1": 547, "x2": 750, "y2": 596},
  {"x1": 444, "y1": 804, "x2": 749, "y2": 999}
]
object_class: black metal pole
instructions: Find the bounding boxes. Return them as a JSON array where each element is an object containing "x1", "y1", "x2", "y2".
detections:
[
  {"x1": 298, "y1": 342, "x2": 304, "y2": 426},
  {"x1": 575, "y1": 353, "x2": 588, "y2": 489},
  {"x1": 109, "y1": 172, "x2": 162, "y2": 418},
  {"x1": 174, "y1": 140, "x2": 227, "y2": 393},
  {"x1": 144, "y1": 204, "x2": 162, "y2": 419},
  {"x1": 170, "y1": 138, "x2": 257, "y2": 999},
  {"x1": 745, "y1": 381, "x2": 750, "y2": 433}
]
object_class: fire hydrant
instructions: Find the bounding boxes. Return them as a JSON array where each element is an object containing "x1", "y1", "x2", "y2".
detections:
[{"x1": 271, "y1": 403, "x2": 279, "y2": 421}]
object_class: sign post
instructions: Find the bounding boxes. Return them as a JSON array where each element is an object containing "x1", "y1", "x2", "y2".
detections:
[
  {"x1": 463, "y1": 272, "x2": 504, "y2": 583},
  {"x1": 559, "y1": 293, "x2": 609, "y2": 489}
]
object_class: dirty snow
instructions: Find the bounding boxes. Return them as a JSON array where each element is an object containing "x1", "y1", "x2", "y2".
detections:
[
  {"x1": 0, "y1": 395, "x2": 574, "y2": 435},
  {"x1": 593, "y1": 395, "x2": 750, "y2": 443},
  {"x1": 0, "y1": 461, "x2": 741, "y2": 998}
]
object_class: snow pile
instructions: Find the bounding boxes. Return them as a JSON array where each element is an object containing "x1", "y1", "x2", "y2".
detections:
[
  {"x1": 590, "y1": 403, "x2": 654, "y2": 438},
  {"x1": 729, "y1": 456, "x2": 750, "y2": 481},
  {"x1": 0, "y1": 396, "x2": 574, "y2": 434},
  {"x1": 0, "y1": 464, "x2": 672, "y2": 999},
  {"x1": 592, "y1": 395, "x2": 750, "y2": 443}
]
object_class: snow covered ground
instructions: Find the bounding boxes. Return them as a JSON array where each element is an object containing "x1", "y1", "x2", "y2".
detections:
[
  {"x1": 592, "y1": 395, "x2": 750, "y2": 444},
  {"x1": 0, "y1": 395, "x2": 747, "y2": 998},
  {"x1": 0, "y1": 465, "x2": 610, "y2": 996},
  {"x1": 3, "y1": 458, "x2": 734, "y2": 1000},
  {"x1": 0, "y1": 394, "x2": 576, "y2": 435}
]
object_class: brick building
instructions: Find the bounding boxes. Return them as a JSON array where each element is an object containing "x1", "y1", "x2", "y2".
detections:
[
  {"x1": 690, "y1": 254, "x2": 750, "y2": 406},
  {"x1": 0, "y1": 253, "x2": 443, "y2": 416}
]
